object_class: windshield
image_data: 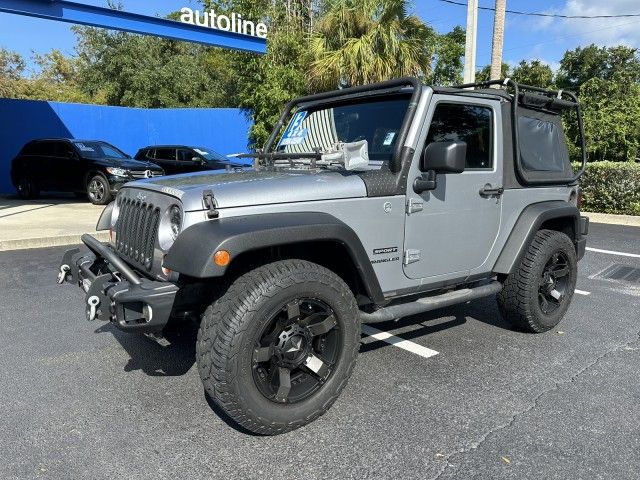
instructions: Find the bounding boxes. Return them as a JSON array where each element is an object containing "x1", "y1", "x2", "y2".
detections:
[
  {"x1": 193, "y1": 147, "x2": 228, "y2": 162},
  {"x1": 276, "y1": 95, "x2": 410, "y2": 163},
  {"x1": 73, "y1": 141, "x2": 128, "y2": 159}
]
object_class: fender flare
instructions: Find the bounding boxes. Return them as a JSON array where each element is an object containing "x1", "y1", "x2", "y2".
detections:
[
  {"x1": 493, "y1": 201, "x2": 581, "y2": 275},
  {"x1": 164, "y1": 212, "x2": 385, "y2": 303}
]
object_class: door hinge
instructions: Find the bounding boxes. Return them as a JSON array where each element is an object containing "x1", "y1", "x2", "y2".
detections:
[
  {"x1": 403, "y1": 249, "x2": 421, "y2": 265},
  {"x1": 406, "y1": 198, "x2": 424, "y2": 215}
]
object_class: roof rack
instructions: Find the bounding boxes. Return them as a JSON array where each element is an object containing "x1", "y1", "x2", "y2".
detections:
[{"x1": 455, "y1": 78, "x2": 586, "y2": 184}]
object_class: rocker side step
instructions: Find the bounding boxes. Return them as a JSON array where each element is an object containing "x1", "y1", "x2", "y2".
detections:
[{"x1": 359, "y1": 281, "x2": 503, "y2": 324}]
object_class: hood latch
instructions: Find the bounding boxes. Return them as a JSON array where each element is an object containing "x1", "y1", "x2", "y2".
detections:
[{"x1": 202, "y1": 190, "x2": 219, "y2": 219}]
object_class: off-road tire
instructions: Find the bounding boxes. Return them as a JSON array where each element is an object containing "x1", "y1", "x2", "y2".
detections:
[
  {"x1": 86, "y1": 174, "x2": 112, "y2": 205},
  {"x1": 497, "y1": 229, "x2": 577, "y2": 333},
  {"x1": 196, "y1": 260, "x2": 360, "y2": 435}
]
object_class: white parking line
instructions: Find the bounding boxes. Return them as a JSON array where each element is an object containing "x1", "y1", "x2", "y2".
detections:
[
  {"x1": 575, "y1": 289, "x2": 591, "y2": 296},
  {"x1": 361, "y1": 325, "x2": 439, "y2": 359},
  {"x1": 586, "y1": 247, "x2": 640, "y2": 259}
]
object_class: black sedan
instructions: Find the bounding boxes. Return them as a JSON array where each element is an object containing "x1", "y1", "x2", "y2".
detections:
[{"x1": 134, "y1": 145, "x2": 246, "y2": 175}]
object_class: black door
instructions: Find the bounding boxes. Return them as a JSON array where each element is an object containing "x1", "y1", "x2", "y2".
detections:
[
  {"x1": 153, "y1": 148, "x2": 179, "y2": 174},
  {"x1": 177, "y1": 148, "x2": 204, "y2": 173}
]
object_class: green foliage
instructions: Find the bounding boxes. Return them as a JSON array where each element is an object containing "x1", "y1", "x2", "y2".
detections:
[
  {"x1": 510, "y1": 60, "x2": 554, "y2": 88},
  {"x1": 0, "y1": 48, "x2": 25, "y2": 97},
  {"x1": 557, "y1": 44, "x2": 640, "y2": 91},
  {"x1": 431, "y1": 26, "x2": 465, "y2": 86},
  {"x1": 475, "y1": 62, "x2": 508, "y2": 82},
  {"x1": 574, "y1": 161, "x2": 640, "y2": 215},
  {"x1": 74, "y1": 26, "x2": 237, "y2": 108},
  {"x1": 579, "y1": 76, "x2": 640, "y2": 162},
  {"x1": 309, "y1": 0, "x2": 436, "y2": 90}
]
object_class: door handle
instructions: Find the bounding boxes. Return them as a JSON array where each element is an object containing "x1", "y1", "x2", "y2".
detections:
[{"x1": 479, "y1": 184, "x2": 504, "y2": 197}]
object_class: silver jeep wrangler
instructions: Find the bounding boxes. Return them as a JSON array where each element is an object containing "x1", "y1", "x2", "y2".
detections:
[{"x1": 59, "y1": 77, "x2": 589, "y2": 435}]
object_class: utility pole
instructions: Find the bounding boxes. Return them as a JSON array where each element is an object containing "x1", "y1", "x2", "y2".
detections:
[
  {"x1": 463, "y1": 0, "x2": 478, "y2": 84},
  {"x1": 489, "y1": 0, "x2": 506, "y2": 81}
]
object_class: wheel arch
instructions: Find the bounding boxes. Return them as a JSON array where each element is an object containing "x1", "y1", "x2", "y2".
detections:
[
  {"x1": 493, "y1": 201, "x2": 581, "y2": 275},
  {"x1": 164, "y1": 212, "x2": 384, "y2": 305}
]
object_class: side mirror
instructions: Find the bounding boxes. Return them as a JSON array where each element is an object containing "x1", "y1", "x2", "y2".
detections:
[
  {"x1": 413, "y1": 140, "x2": 466, "y2": 194},
  {"x1": 421, "y1": 140, "x2": 466, "y2": 173},
  {"x1": 193, "y1": 157, "x2": 206, "y2": 165}
]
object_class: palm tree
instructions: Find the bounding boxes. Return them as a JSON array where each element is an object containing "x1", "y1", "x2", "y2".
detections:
[{"x1": 309, "y1": 0, "x2": 436, "y2": 90}]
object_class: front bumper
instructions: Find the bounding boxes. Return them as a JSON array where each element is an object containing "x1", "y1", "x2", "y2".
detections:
[{"x1": 58, "y1": 234, "x2": 178, "y2": 333}]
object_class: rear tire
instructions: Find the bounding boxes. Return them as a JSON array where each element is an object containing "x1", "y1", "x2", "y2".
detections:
[
  {"x1": 196, "y1": 260, "x2": 360, "y2": 435},
  {"x1": 16, "y1": 177, "x2": 39, "y2": 199},
  {"x1": 497, "y1": 229, "x2": 577, "y2": 333},
  {"x1": 86, "y1": 174, "x2": 112, "y2": 205}
]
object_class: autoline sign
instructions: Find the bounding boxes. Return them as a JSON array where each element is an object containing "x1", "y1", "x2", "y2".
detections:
[{"x1": 180, "y1": 7, "x2": 268, "y2": 39}]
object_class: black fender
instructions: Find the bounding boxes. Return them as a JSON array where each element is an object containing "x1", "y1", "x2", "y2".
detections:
[
  {"x1": 164, "y1": 212, "x2": 385, "y2": 303},
  {"x1": 493, "y1": 201, "x2": 582, "y2": 275}
]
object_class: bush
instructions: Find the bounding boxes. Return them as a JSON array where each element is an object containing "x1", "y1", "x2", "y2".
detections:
[{"x1": 573, "y1": 161, "x2": 640, "y2": 215}]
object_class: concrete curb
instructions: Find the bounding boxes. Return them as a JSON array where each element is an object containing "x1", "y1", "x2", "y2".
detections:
[
  {"x1": 0, "y1": 232, "x2": 110, "y2": 252},
  {"x1": 584, "y1": 212, "x2": 640, "y2": 227}
]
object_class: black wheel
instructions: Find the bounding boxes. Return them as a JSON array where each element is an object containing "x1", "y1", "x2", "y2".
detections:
[
  {"x1": 497, "y1": 229, "x2": 577, "y2": 333},
  {"x1": 86, "y1": 174, "x2": 112, "y2": 205},
  {"x1": 16, "y1": 177, "x2": 39, "y2": 199},
  {"x1": 196, "y1": 260, "x2": 360, "y2": 435}
]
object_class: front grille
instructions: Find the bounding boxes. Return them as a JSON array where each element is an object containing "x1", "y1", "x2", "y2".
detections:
[
  {"x1": 115, "y1": 198, "x2": 160, "y2": 271},
  {"x1": 129, "y1": 170, "x2": 163, "y2": 179}
]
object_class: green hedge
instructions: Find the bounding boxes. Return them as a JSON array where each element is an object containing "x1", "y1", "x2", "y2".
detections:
[{"x1": 573, "y1": 161, "x2": 640, "y2": 215}]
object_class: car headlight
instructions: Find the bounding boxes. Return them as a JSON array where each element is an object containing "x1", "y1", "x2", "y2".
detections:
[
  {"x1": 168, "y1": 204, "x2": 182, "y2": 241},
  {"x1": 158, "y1": 204, "x2": 183, "y2": 250},
  {"x1": 106, "y1": 167, "x2": 129, "y2": 177}
]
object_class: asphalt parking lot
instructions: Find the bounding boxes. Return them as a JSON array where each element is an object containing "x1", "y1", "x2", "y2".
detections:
[{"x1": 0, "y1": 222, "x2": 638, "y2": 479}]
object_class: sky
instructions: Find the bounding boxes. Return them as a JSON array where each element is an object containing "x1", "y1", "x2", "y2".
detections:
[{"x1": 1, "y1": 0, "x2": 640, "y2": 75}]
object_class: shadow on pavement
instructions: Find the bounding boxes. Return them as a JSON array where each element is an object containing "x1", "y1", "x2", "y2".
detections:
[{"x1": 95, "y1": 320, "x2": 198, "y2": 376}]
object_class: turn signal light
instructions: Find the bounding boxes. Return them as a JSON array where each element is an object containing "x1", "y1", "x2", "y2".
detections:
[{"x1": 213, "y1": 250, "x2": 231, "y2": 266}]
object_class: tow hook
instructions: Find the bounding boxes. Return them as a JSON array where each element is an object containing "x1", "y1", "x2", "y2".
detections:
[
  {"x1": 57, "y1": 264, "x2": 70, "y2": 284},
  {"x1": 86, "y1": 295, "x2": 100, "y2": 321}
]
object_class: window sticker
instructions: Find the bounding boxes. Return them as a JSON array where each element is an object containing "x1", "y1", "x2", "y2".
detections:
[
  {"x1": 383, "y1": 131, "x2": 396, "y2": 146},
  {"x1": 74, "y1": 142, "x2": 95, "y2": 152},
  {"x1": 194, "y1": 148, "x2": 209, "y2": 155},
  {"x1": 280, "y1": 111, "x2": 308, "y2": 146}
]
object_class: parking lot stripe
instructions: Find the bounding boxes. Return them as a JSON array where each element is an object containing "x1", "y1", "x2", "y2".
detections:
[
  {"x1": 575, "y1": 289, "x2": 591, "y2": 296},
  {"x1": 586, "y1": 247, "x2": 640, "y2": 259},
  {"x1": 361, "y1": 325, "x2": 440, "y2": 359}
]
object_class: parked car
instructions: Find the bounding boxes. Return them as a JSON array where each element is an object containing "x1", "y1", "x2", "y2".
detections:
[
  {"x1": 11, "y1": 139, "x2": 164, "y2": 205},
  {"x1": 134, "y1": 145, "x2": 245, "y2": 175}
]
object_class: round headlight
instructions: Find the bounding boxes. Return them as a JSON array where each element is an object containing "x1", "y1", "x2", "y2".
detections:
[{"x1": 168, "y1": 204, "x2": 182, "y2": 241}]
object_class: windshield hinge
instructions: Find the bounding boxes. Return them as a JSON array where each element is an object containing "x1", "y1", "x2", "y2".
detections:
[{"x1": 202, "y1": 190, "x2": 219, "y2": 219}]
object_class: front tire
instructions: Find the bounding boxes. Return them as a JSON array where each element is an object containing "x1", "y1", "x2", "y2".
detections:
[
  {"x1": 16, "y1": 176, "x2": 39, "y2": 199},
  {"x1": 196, "y1": 260, "x2": 360, "y2": 435},
  {"x1": 86, "y1": 174, "x2": 112, "y2": 205},
  {"x1": 497, "y1": 229, "x2": 577, "y2": 333}
]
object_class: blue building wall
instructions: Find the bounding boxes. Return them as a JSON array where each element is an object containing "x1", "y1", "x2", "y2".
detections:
[{"x1": 0, "y1": 98, "x2": 252, "y2": 193}]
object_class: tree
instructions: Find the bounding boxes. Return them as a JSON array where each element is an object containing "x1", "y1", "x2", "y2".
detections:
[
  {"x1": 556, "y1": 44, "x2": 640, "y2": 91},
  {"x1": 309, "y1": 0, "x2": 436, "y2": 90},
  {"x1": 475, "y1": 62, "x2": 507, "y2": 82},
  {"x1": 510, "y1": 60, "x2": 554, "y2": 88},
  {"x1": 73, "y1": 25, "x2": 239, "y2": 108},
  {"x1": 431, "y1": 26, "x2": 465, "y2": 86},
  {"x1": 579, "y1": 75, "x2": 640, "y2": 162},
  {"x1": 0, "y1": 48, "x2": 25, "y2": 97}
]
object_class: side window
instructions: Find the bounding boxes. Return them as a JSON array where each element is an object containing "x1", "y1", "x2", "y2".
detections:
[
  {"x1": 57, "y1": 142, "x2": 74, "y2": 158},
  {"x1": 155, "y1": 148, "x2": 176, "y2": 160},
  {"x1": 426, "y1": 103, "x2": 493, "y2": 169},
  {"x1": 518, "y1": 116, "x2": 568, "y2": 172},
  {"x1": 177, "y1": 149, "x2": 194, "y2": 162}
]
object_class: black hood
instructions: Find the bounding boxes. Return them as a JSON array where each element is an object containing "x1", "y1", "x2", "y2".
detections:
[{"x1": 90, "y1": 157, "x2": 163, "y2": 171}]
